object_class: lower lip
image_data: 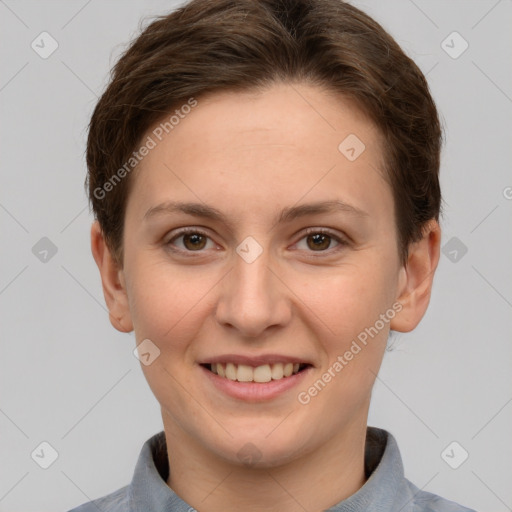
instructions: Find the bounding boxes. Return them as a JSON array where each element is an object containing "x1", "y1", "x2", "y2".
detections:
[{"x1": 199, "y1": 365, "x2": 312, "y2": 402}]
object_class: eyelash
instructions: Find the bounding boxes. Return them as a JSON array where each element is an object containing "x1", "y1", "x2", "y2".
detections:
[{"x1": 165, "y1": 227, "x2": 349, "y2": 257}]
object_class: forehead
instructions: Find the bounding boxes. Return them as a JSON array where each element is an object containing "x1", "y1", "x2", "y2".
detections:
[{"x1": 126, "y1": 82, "x2": 392, "y2": 226}]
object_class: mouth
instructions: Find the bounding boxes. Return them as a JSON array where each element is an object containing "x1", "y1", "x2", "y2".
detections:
[{"x1": 200, "y1": 362, "x2": 312, "y2": 383}]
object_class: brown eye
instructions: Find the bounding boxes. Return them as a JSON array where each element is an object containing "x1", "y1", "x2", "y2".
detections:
[
  {"x1": 294, "y1": 228, "x2": 348, "y2": 256},
  {"x1": 306, "y1": 233, "x2": 332, "y2": 251},
  {"x1": 182, "y1": 233, "x2": 207, "y2": 251},
  {"x1": 167, "y1": 228, "x2": 214, "y2": 253}
]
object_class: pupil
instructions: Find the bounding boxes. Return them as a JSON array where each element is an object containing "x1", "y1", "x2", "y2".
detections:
[
  {"x1": 185, "y1": 233, "x2": 206, "y2": 250},
  {"x1": 182, "y1": 233, "x2": 331, "y2": 251},
  {"x1": 308, "y1": 233, "x2": 330, "y2": 251}
]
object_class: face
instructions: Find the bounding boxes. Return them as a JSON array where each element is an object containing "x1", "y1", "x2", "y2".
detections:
[{"x1": 95, "y1": 82, "x2": 436, "y2": 468}]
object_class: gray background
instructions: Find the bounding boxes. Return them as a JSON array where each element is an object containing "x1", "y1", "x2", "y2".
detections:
[{"x1": 1, "y1": 1, "x2": 511, "y2": 510}]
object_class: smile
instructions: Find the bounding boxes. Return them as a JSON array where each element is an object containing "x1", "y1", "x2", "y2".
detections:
[{"x1": 203, "y1": 362, "x2": 310, "y2": 383}]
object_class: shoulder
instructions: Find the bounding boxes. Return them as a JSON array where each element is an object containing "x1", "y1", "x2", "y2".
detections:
[
  {"x1": 365, "y1": 427, "x2": 477, "y2": 512},
  {"x1": 66, "y1": 484, "x2": 129, "y2": 512},
  {"x1": 403, "y1": 478, "x2": 477, "y2": 512}
]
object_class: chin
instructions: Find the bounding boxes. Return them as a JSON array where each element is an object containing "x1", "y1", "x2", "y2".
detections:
[{"x1": 207, "y1": 426, "x2": 311, "y2": 469}]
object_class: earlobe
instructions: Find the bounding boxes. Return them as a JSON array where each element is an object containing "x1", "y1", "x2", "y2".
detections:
[
  {"x1": 90, "y1": 221, "x2": 134, "y2": 333},
  {"x1": 390, "y1": 220, "x2": 441, "y2": 333}
]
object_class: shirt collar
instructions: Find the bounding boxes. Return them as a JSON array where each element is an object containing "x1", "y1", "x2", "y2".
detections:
[{"x1": 128, "y1": 426, "x2": 410, "y2": 512}]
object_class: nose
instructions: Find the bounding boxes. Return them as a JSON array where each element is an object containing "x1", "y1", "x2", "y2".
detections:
[{"x1": 214, "y1": 244, "x2": 292, "y2": 339}]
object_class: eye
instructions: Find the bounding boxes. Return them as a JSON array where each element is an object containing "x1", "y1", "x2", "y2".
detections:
[
  {"x1": 165, "y1": 227, "x2": 349, "y2": 256},
  {"x1": 166, "y1": 228, "x2": 216, "y2": 252},
  {"x1": 294, "y1": 228, "x2": 348, "y2": 254}
]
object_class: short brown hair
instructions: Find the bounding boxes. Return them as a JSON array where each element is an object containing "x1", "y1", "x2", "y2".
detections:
[{"x1": 86, "y1": 0, "x2": 442, "y2": 266}]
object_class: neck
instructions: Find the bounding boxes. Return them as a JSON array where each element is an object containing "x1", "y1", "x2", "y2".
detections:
[{"x1": 163, "y1": 416, "x2": 368, "y2": 512}]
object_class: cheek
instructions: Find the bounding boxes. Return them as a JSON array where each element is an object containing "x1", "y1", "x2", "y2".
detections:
[
  {"x1": 306, "y1": 263, "x2": 396, "y2": 340},
  {"x1": 126, "y1": 258, "x2": 214, "y2": 348},
  {"x1": 297, "y1": 270, "x2": 394, "y2": 418},
  {"x1": 303, "y1": 259, "x2": 397, "y2": 392},
  {"x1": 125, "y1": 260, "x2": 216, "y2": 419}
]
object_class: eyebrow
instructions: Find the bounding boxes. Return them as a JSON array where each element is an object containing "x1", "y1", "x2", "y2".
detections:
[{"x1": 143, "y1": 199, "x2": 368, "y2": 226}]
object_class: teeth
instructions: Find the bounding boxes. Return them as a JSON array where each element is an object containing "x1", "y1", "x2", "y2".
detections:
[
  {"x1": 270, "y1": 363, "x2": 284, "y2": 380},
  {"x1": 283, "y1": 363, "x2": 293, "y2": 377},
  {"x1": 210, "y1": 362, "x2": 305, "y2": 382},
  {"x1": 253, "y1": 364, "x2": 272, "y2": 383},
  {"x1": 225, "y1": 363, "x2": 237, "y2": 380},
  {"x1": 237, "y1": 364, "x2": 254, "y2": 382}
]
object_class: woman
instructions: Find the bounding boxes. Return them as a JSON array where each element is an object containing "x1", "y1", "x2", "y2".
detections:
[{"x1": 70, "y1": 0, "x2": 476, "y2": 510}]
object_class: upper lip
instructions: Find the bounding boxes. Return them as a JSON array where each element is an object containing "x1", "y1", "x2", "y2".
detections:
[{"x1": 199, "y1": 354, "x2": 314, "y2": 367}]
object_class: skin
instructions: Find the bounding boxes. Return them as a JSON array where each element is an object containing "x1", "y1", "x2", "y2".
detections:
[{"x1": 92, "y1": 82, "x2": 441, "y2": 512}]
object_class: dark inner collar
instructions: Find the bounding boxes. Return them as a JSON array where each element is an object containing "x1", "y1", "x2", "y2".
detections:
[{"x1": 153, "y1": 426, "x2": 387, "y2": 483}]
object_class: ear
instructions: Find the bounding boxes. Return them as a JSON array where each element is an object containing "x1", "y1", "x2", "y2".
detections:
[
  {"x1": 390, "y1": 219, "x2": 441, "y2": 332},
  {"x1": 90, "y1": 221, "x2": 133, "y2": 333}
]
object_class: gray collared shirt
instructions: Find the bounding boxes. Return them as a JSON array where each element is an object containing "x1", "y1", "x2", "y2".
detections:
[{"x1": 68, "y1": 427, "x2": 476, "y2": 512}]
